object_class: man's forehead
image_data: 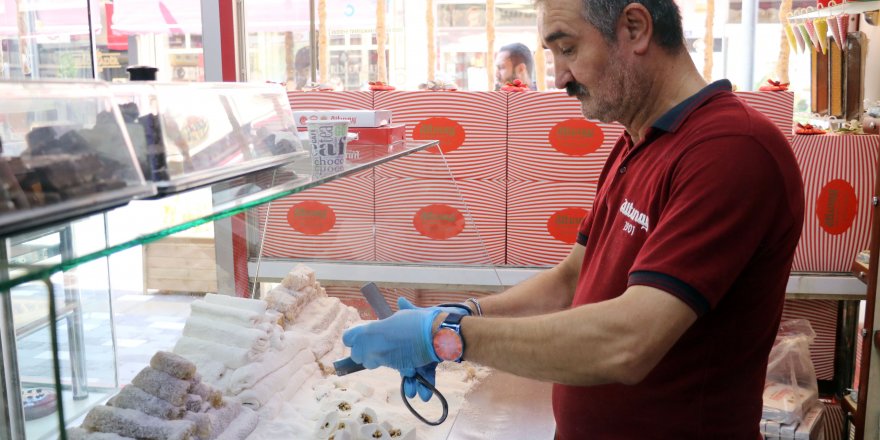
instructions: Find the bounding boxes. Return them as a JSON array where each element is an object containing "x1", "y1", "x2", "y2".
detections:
[{"x1": 537, "y1": 0, "x2": 585, "y2": 39}]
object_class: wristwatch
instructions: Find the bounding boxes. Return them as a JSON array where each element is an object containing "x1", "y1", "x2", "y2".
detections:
[{"x1": 432, "y1": 313, "x2": 465, "y2": 362}]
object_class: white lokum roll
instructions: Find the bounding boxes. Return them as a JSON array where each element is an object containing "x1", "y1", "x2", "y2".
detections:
[{"x1": 204, "y1": 293, "x2": 268, "y2": 315}]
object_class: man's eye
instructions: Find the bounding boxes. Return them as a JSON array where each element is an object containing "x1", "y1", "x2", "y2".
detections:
[{"x1": 560, "y1": 47, "x2": 574, "y2": 56}]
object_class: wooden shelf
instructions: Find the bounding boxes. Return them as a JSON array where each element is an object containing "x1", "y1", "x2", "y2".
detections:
[
  {"x1": 854, "y1": 260, "x2": 870, "y2": 286},
  {"x1": 844, "y1": 394, "x2": 859, "y2": 415}
]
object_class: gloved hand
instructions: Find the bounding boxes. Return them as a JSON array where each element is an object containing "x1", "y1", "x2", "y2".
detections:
[
  {"x1": 395, "y1": 298, "x2": 447, "y2": 401},
  {"x1": 400, "y1": 364, "x2": 438, "y2": 402},
  {"x1": 342, "y1": 298, "x2": 441, "y2": 371}
]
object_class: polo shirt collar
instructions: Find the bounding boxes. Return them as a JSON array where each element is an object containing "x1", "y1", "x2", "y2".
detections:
[{"x1": 651, "y1": 79, "x2": 732, "y2": 133}]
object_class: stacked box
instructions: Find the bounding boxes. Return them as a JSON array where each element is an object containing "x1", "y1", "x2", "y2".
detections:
[
  {"x1": 736, "y1": 91, "x2": 795, "y2": 141},
  {"x1": 374, "y1": 178, "x2": 505, "y2": 265},
  {"x1": 257, "y1": 170, "x2": 374, "y2": 262},
  {"x1": 507, "y1": 92, "x2": 619, "y2": 266},
  {"x1": 373, "y1": 91, "x2": 507, "y2": 179},
  {"x1": 507, "y1": 180, "x2": 596, "y2": 266},
  {"x1": 287, "y1": 90, "x2": 373, "y2": 112},
  {"x1": 791, "y1": 134, "x2": 879, "y2": 272}
]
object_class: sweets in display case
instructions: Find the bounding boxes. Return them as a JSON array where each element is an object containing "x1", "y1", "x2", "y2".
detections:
[
  {"x1": 111, "y1": 82, "x2": 306, "y2": 194},
  {"x1": 0, "y1": 80, "x2": 154, "y2": 235}
]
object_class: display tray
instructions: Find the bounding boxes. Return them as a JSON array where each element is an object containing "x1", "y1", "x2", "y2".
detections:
[
  {"x1": 0, "y1": 184, "x2": 152, "y2": 237},
  {"x1": 150, "y1": 150, "x2": 309, "y2": 195}
]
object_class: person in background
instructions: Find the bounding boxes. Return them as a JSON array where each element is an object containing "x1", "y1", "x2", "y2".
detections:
[
  {"x1": 494, "y1": 42, "x2": 536, "y2": 90},
  {"x1": 343, "y1": 0, "x2": 805, "y2": 438},
  {"x1": 293, "y1": 47, "x2": 312, "y2": 90}
]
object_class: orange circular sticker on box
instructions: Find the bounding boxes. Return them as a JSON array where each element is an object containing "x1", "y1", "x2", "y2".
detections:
[
  {"x1": 549, "y1": 119, "x2": 604, "y2": 156},
  {"x1": 547, "y1": 207, "x2": 589, "y2": 244},
  {"x1": 816, "y1": 179, "x2": 858, "y2": 235},
  {"x1": 412, "y1": 117, "x2": 465, "y2": 154},
  {"x1": 413, "y1": 204, "x2": 466, "y2": 240},
  {"x1": 288, "y1": 201, "x2": 336, "y2": 235}
]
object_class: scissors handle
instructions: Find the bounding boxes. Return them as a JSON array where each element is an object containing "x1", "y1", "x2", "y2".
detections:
[{"x1": 400, "y1": 372, "x2": 449, "y2": 426}]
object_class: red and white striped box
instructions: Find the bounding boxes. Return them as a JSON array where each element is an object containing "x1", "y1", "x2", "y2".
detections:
[
  {"x1": 373, "y1": 91, "x2": 507, "y2": 180},
  {"x1": 257, "y1": 170, "x2": 374, "y2": 261},
  {"x1": 781, "y1": 300, "x2": 839, "y2": 381},
  {"x1": 507, "y1": 91, "x2": 622, "y2": 181},
  {"x1": 791, "y1": 134, "x2": 879, "y2": 272},
  {"x1": 375, "y1": 177, "x2": 505, "y2": 265},
  {"x1": 735, "y1": 91, "x2": 795, "y2": 141},
  {"x1": 508, "y1": 179, "x2": 597, "y2": 266},
  {"x1": 287, "y1": 91, "x2": 373, "y2": 112},
  {"x1": 324, "y1": 285, "x2": 418, "y2": 320}
]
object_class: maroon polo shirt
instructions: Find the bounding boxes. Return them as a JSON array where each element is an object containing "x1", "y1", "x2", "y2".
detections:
[{"x1": 552, "y1": 80, "x2": 804, "y2": 439}]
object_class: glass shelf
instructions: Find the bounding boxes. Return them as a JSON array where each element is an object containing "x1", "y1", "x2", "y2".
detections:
[
  {"x1": 1, "y1": 140, "x2": 438, "y2": 292},
  {"x1": 790, "y1": 0, "x2": 880, "y2": 19}
]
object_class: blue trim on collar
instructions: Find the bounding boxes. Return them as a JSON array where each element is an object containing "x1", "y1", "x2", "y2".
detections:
[{"x1": 652, "y1": 79, "x2": 733, "y2": 133}]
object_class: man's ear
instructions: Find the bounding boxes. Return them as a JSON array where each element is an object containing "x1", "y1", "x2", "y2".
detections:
[
  {"x1": 515, "y1": 62, "x2": 528, "y2": 77},
  {"x1": 619, "y1": 3, "x2": 653, "y2": 55}
]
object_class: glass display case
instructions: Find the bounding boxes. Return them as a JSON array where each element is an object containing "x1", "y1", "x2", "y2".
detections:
[
  {"x1": 109, "y1": 82, "x2": 307, "y2": 194},
  {"x1": 0, "y1": 80, "x2": 154, "y2": 236},
  {"x1": 0, "y1": 124, "x2": 465, "y2": 438}
]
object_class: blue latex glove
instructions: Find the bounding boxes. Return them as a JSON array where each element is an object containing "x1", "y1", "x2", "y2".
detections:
[
  {"x1": 342, "y1": 298, "x2": 440, "y2": 371},
  {"x1": 396, "y1": 298, "x2": 449, "y2": 401},
  {"x1": 400, "y1": 364, "x2": 437, "y2": 402}
]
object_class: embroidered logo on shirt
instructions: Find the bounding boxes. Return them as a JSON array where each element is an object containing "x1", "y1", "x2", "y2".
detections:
[{"x1": 619, "y1": 199, "x2": 650, "y2": 235}]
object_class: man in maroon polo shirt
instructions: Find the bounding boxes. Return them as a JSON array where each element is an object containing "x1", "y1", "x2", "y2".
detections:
[{"x1": 341, "y1": 0, "x2": 804, "y2": 437}]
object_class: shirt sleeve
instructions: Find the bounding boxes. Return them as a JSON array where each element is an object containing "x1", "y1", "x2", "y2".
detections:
[
  {"x1": 577, "y1": 209, "x2": 593, "y2": 246},
  {"x1": 627, "y1": 136, "x2": 791, "y2": 316}
]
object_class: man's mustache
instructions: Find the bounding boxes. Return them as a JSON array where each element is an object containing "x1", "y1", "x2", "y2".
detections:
[{"x1": 565, "y1": 81, "x2": 587, "y2": 97}]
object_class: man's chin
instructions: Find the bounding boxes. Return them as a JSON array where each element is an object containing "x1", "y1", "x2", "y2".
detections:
[{"x1": 580, "y1": 102, "x2": 616, "y2": 124}]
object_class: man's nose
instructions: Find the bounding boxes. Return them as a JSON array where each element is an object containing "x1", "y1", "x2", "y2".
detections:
[{"x1": 554, "y1": 61, "x2": 571, "y2": 90}]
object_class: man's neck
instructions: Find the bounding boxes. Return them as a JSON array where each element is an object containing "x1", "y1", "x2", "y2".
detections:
[{"x1": 624, "y1": 53, "x2": 707, "y2": 144}]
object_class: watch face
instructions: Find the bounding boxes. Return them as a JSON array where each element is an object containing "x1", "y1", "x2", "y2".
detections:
[{"x1": 433, "y1": 327, "x2": 464, "y2": 362}]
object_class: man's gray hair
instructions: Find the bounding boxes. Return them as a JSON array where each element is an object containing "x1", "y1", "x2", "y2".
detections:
[{"x1": 536, "y1": 0, "x2": 686, "y2": 52}]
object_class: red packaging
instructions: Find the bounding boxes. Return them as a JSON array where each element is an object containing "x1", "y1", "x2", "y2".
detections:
[{"x1": 349, "y1": 123, "x2": 406, "y2": 146}]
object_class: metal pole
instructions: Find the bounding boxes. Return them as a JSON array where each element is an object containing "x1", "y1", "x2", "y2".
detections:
[
  {"x1": 740, "y1": 0, "x2": 757, "y2": 90},
  {"x1": 0, "y1": 239, "x2": 25, "y2": 439},
  {"x1": 86, "y1": 0, "x2": 98, "y2": 78},
  {"x1": 309, "y1": 0, "x2": 317, "y2": 83}
]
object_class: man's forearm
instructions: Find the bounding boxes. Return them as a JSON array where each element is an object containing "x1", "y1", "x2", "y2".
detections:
[
  {"x1": 478, "y1": 265, "x2": 577, "y2": 317},
  {"x1": 458, "y1": 286, "x2": 698, "y2": 386},
  {"x1": 476, "y1": 244, "x2": 584, "y2": 317}
]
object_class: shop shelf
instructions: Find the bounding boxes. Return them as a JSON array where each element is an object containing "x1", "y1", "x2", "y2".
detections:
[
  {"x1": 250, "y1": 261, "x2": 868, "y2": 300},
  {"x1": 844, "y1": 394, "x2": 859, "y2": 415},
  {"x1": 0, "y1": 140, "x2": 438, "y2": 293},
  {"x1": 854, "y1": 259, "x2": 870, "y2": 286},
  {"x1": 790, "y1": 0, "x2": 880, "y2": 19}
]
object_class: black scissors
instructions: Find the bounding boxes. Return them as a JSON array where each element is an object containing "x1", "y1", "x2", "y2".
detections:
[{"x1": 333, "y1": 283, "x2": 471, "y2": 426}]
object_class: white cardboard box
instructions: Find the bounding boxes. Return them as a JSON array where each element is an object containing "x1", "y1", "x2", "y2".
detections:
[{"x1": 293, "y1": 110, "x2": 392, "y2": 128}]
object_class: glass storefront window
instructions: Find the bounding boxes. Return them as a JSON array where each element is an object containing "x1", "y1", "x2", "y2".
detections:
[
  {"x1": 0, "y1": 0, "x2": 815, "y2": 100},
  {"x1": 0, "y1": 0, "x2": 96, "y2": 80}
]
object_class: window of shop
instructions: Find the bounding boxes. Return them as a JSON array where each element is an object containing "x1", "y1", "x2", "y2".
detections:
[{"x1": 0, "y1": 0, "x2": 813, "y2": 104}]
